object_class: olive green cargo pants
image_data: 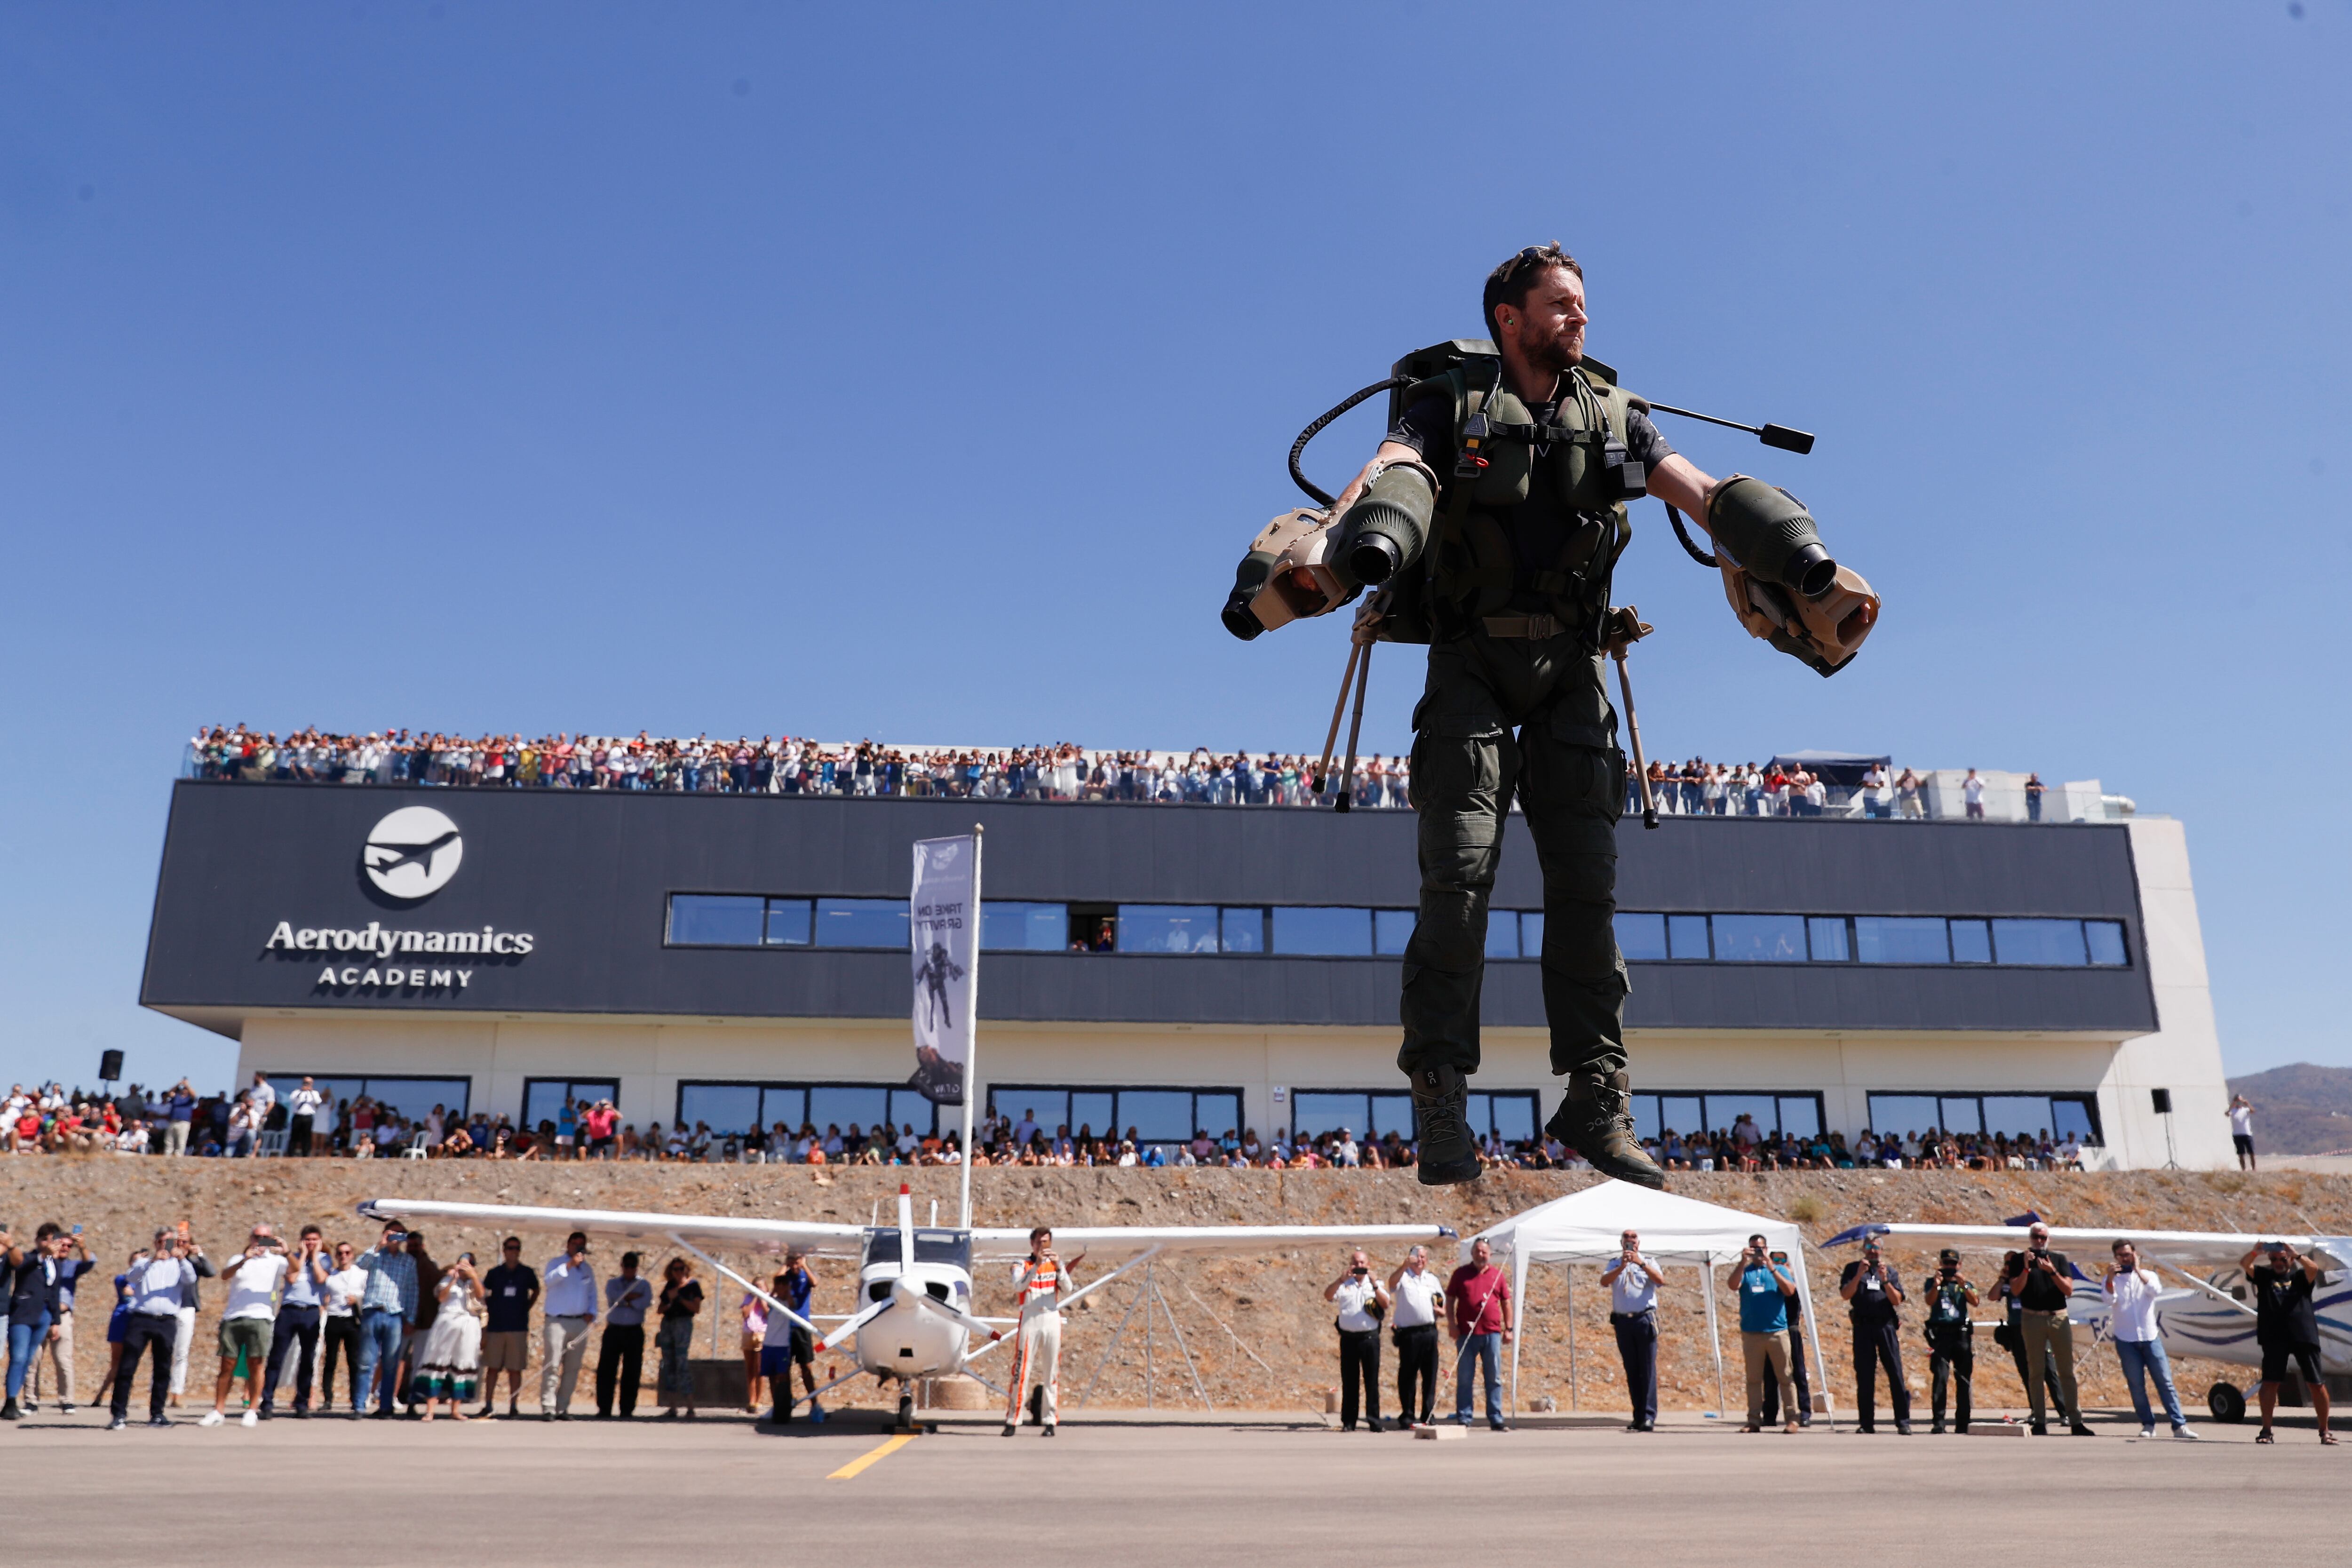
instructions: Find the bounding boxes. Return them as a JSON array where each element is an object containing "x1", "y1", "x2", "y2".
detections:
[{"x1": 1397, "y1": 629, "x2": 1628, "y2": 1080}]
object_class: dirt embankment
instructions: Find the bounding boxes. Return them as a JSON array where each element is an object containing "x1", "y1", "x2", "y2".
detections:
[{"x1": 6, "y1": 1159, "x2": 2341, "y2": 1416}]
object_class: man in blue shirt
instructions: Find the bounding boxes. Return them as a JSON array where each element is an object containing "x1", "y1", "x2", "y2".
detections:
[
  {"x1": 351, "y1": 1219, "x2": 418, "y2": 1418},
  {"x1": 762, "y1": 1251, "x2": 824, "y2": 1425},
  {"x1": 1736, "y1": 1233, "x2": 1800, "y2": 1433},
  {"x1": 260, "y1": 1225, "x2": 333, "y2": 1418}
]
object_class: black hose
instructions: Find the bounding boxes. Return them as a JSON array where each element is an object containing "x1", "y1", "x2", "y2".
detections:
[
  {"x1": 1289, "y1": 377, "x2": 1414, "y2": 507},
  {"x1": 1664, "y1": 501, "x2": 1718, "y2": 567}
]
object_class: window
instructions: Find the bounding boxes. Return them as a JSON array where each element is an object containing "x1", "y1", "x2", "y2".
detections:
[
  {"x1": 2085, "y1": 920, "x2": 2128, "y2": 966},
  {"x1": 1520, "y1": 911, "x2": 1544, "y2": 954},
  {"x1": 1950, "y1": 918, "x2": 1992, "y2": 964},
  {"x1": 1291, "y1": 1090, "x2": 1418, "y2": 1141},
  {"x1": 1668, "y1": 914, "x2": 1710, "y2": 959},
  {"x1": 1864, "y1": 1091, "x2": 2103, "y2": 1146},
  {"x1": 1614, "y1": 912, "x2": 1668, "y2": 961},
  {"x1": 265, "y1": 1074, "x2": 470, "y2": 1124},
  {"x1": 522, "y1": 1078, "x2": 618, "y2": 1133},
  {"x1": 814, "y1": 898, "x2": 907, "y2": 948},
  {"x1": 1486, "y1": 913, "x2": 1524, "y2": 960},
  {"x1": 1117, "y1": 906, "x2": 1221, "y2": 954},
  {"x1": 765, "y1": 898, "x2": 812, "y2": 946},
  {"x1": 1711, "y1": 914, "x2": 1808, "y2": 963},
  {"x1": 1374, "y1": 909, "x2": 1416, "y2": 955},
  {"x1": 1993, "y1": 918, "x2": 2087, "y2": 966},
  {"x1": 1219, "y1": 908, "x2": 1266, "y2": 954},
  {"x1": 1806, "y1": 917, "x2": 1850, "y2": 962},
  {"x1": 667, "y1": 895, "x2": 764, "y2": 946},
  {"x1": 986, "y1": 1085, "x2": 1245, "y2": 1147},
  {"x1": 982, "y1": 902, "x2": 1066, "y2": 952},
  {"x1": 1629, "y1": 1091, "x2": 1826, "y2": 1142},
  {"x1": 1855, "y1": 916, "x2": 1949, "y2": 964},
  {"x1": 1469, "y1": 1091, "x2": 1538, "y2": 1145},
  {"x1": 675, "y1": 1080, "x2": 937, "y2": 1138},
  {"x1": 1271, "y1": 907, "x2": 1372, "y2": 956}
]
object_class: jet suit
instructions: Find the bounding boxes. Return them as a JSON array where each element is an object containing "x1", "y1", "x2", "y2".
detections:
[
  {"x1": 1003, "y1": 1254, "x2": 1067, "y2": 1433},
  {"x1": 1384, "y1": 369, "x2": 1676, "y2": 1093}
]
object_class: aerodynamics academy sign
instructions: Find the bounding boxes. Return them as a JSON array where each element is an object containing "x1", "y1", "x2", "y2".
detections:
[{"x1": 261, "y1": 806, "x2": 536, "y2": 997}]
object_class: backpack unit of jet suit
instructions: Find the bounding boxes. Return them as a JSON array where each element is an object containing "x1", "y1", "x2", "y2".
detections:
[{"x1": 1219, "y1": 338, "x2": 1879, "y2": 1189}]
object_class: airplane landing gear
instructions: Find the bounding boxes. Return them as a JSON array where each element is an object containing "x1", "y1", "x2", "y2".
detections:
[
  {"x1": 895, "y1": 1388, "x2": 917, "y2": 1432},
  {"x1": 2208, "y1": 1382, "x2": 2247, "y2": 1424}
]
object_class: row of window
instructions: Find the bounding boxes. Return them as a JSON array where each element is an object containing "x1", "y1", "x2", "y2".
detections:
[
  {"x1": 666, "y1": 895, "x2": 2132, "y2": 970},
  {"x1": 1627, "y1": 1089, "x2": 2101, "y2": 1145}
]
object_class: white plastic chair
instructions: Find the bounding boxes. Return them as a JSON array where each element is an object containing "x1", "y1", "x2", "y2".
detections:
[
  {"x1": 405, "y1": 1131, "x2": 431, "y2": 1161},
  {"x1": 255, "y1": 1130, "x2": 289, "y2": 1159}
]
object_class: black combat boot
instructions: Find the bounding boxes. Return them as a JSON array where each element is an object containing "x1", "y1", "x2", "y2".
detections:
[
  {"x1": 1410, "y1": 1065, "x2": 1483, "y2": 1186},
  {"x1": 1545, "y1": 1071, "x2": 1666, "y2": 1189}
]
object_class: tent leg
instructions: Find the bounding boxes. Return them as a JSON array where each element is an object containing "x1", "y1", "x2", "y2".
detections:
[
  {"x1": 1566, "y1": 1264, "x2": 1578, "y2": 1412},
  {"x1": 1508, "y1": 1247, "x2": 1527, "y2": 1424},
  {"x1": 1702, "y1": 1264, "x2": 1727, "y2": 1419},
  {"x1": 1796, "y1": 1241, "x2": 1836, "y2": 1432}
]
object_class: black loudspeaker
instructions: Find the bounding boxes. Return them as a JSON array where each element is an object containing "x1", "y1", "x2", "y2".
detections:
[
  {"x1": 2151, "y1": 1088, "x2": 2173, "y2": 1114},
  {"x1": 99, "y1": 1049, "x2": 124, "y2": 1082}
]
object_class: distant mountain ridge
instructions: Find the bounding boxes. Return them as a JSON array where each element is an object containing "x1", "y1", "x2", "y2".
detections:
[{"x1": 2226, "y1": 1063, "x2": 2352, "y2": 1155}]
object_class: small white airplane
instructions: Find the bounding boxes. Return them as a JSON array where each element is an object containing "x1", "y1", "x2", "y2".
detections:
[
  {"x1": 1825, "y1": 1220, "x2": 2352, "y2": 1422},
  {"x1": 361, "y1": 1187, "x2": 1452, "y2": 1429}
]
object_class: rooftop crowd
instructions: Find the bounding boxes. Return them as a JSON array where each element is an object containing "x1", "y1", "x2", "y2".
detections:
[{"x1": 10, "y1": 1079, "x2": 2083, "y2": 1177}]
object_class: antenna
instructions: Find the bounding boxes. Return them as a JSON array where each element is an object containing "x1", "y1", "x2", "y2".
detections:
[{"x1": 1645, "y1": 401, "x2": 1815, "y2": 455}]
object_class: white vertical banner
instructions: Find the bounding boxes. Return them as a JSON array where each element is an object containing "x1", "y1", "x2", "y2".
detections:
[{"x1": 908, "y1": 834, "x2": 977, "y2": 1107}]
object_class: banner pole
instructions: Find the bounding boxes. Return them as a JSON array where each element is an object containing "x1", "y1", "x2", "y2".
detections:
[{"x1": 961, "y1": 824, "x2": 982, "y2": 1231}]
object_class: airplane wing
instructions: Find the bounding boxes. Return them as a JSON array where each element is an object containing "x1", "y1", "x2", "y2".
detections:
[
  {"x1": 965, "y1": 1222, "x2": 1455, "y2": 1264},
  {"x1": 354, "y1": 1197, "x2": 868, "y2": 1258},
  {"x1": 1820, "y1": 1222, "x2": 2352, "y2": 1273}
]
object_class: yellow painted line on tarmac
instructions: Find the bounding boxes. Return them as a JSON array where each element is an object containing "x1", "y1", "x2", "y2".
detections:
[{"x1": 827, "y1": 1431, "x2": 919, "y2": 1480}]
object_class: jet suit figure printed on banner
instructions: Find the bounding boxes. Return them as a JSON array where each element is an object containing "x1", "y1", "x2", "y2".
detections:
[{"x1": 1002, "y1": 1227, "x2": 1077, "y2": 1437}]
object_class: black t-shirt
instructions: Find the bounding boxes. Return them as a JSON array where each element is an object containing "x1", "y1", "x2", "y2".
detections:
[
  {"x1": 1387, "y1": 383, "x2": 1676, "y2": 614},
  {"x1": 2249, "y1": 1266, "x2": 2320, "y2": 1346},
  {"x1": 482, "y1": 1262, "x2": 539, "y2": 1334},
  {"x1": 2010, "y1": 1251, "x2": 2074, "y2": 1313},
  {"x1": 660, "y1": 1279, "x2": 704, "y2": 1322},
  {"x1": 1840, "y1": 1260, "x2": 1901, "y2": 1327}
]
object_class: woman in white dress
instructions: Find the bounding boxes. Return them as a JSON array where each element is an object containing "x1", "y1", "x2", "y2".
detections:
[{"x1": 415, "y1": 1252, "x2": 485, "y2": 1422}]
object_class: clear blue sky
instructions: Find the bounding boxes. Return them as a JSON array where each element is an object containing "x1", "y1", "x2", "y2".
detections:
[{"x1": 3, "y1": 3, "x2": 2345, "y2": 1093}]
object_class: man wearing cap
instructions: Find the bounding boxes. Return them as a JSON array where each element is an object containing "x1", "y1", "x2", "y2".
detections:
[
  {"x1": 2241, "y1": 1240, "x2": 2333, "y2": 1445},
  {"x1": 2001, "y1": 1223, "x2": 2093, "y2": 1436},
  {"x1": 1838, "y1": 1237, "x2": 1913, "y2": 1434},
  {"x1": 1920, "y1": 1247, "x2": 1978, "y2": 1434}
]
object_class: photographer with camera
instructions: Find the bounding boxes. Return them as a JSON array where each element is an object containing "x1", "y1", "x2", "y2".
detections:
[
  {"x1": 1326, "y1": 1249, "x2": 1392, "y2": 1432},
  {"x1": 1838, "y1": 1238, "x2": 1913, "y2": 1434},
  {"x1": 1386, "y1": 1245, "x2": 1444, "y2": 1428},
  {"x1": 198, "y1": 1224, "x2": 287, "y2": 1427},
  {"x1": 1921, "y1": 1248, "x2": 1978, "y2": 1434},
  {"x1": 1601, "y1": 1228, "x2": 1663, "y2": 1432},
  {"x1": 2104, "y1": 1241, "x2": 2195, "y2": 1440},
  {"x1": 260, "y1": 1225, "x2": 331, "y2": 1417},
  {"x1": 2241, "y1": 1240, "x2": 2333, "y2": 1445},
  {"x1": 109, "y1": 1230, "x2": 195, "y2": 1428},
  {"x1": 2003, "y1": 1223, "x2": 2092, "y2": 1436},
  {"x1": 1735, "y1": 1234, "x2": 1800, "y2": 1434},
  {"x1": 1757, "y1": 1249, "x2": 1813, "y2": 1430}
]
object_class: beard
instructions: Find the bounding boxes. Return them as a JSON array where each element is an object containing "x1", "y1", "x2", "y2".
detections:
[{"x1": 1517, "y1": 323, "x2": 1583, "y2": 382}]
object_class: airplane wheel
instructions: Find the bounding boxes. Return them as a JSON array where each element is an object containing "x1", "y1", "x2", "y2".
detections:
[
  {"x1": 2208, "y1": 1382, "x2": 2246, "y2": 1424},
  {"x1": 897, "y1": 1393, "x2": 915, "y2": 1431}
]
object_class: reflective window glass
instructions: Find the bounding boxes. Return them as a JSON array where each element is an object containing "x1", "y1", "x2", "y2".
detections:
[
  {"x1": 1489, "y1": 1093, "x2": 1536, "y2": 1143},
  {"x1": 809, "y1": 1085, "x2": 890, "y2": 1134},
  {"x1": 1775, "y1": 1096, "x2": 1822, "y2": 1138},
  {"x1": 1374, "y1": 910, "x2": 1416, "y2": 956},
  {"x1": 1807, "y1": 917, "x2": 1851, "y2": 962},
  {"x1": 1519, "y1": 911, "x2": 1544, "y2": 955},
  {"x1": 1485, "y1": 914, "x2": 1522, "y2": 960},
  {"x1": 1981, "y1": 1096, "x2": 2053, "y2": 1138},
  {"x1": 1950, "y1": 919, "x2": 1992, "y2": 963},
  {"x1": 1867, "y1": 1095, "x2": 1939, "y2": 1138},
  {"x1": 2051, "y1": 1098, "x2": 2099, "y2": 1144},
  {"x1": 1705, "y1": 1093, "x2": 1779, "y2": 1135},
  {"x1": 1630, "y1": 1094, "x2": 1662, "y2": 1142},
  {"x1": 1658, "y1": 1095, "x2": 1703, "y2": 1137},
  {"x1": 1370, "y1": 1094, "x2": 1414, "y2": 1139},
  {"x1": 1219, "y1": 908, "x2": 1267, "y2": 955},
  {"x1": 1854, "y1": 917, "x2": 1949, "y2": 964},
  {"x1": 668, "y1": 894, "x2": 763, "y2": 946},
  {"x1": 1614, "y1": 912, "x2": 1668, "y2": 961},
  {"x1": 350, "y1": 1079, "x2": 468, "y2": 1122},
  {"x1": 764, "y1": 898, "x2": 812, "y2": 946},
  {"x1": 1668, "y1": 915, "x2": 1711, "y2": 960},
  {"x1": 1994, "y1": 918, "x2": 2087, "y2": 966},
  {"x1": 1712, "y1": 915, "x2": 1808, "y2": 963},
  {"x1": 679, "y1": 1084, "x2": 760, "y2": 1134},
  {"x1": 982, "y1": 902, "x2": 1066, "y2": 952},
  {"x1": 2084, "y1": 921, "x2": 2128, "y2": 966},
  {"x1": 1195, "y1": 1092, "x2": 1241, "y2": 1138},
  {"x1": 814, "y1": 898, "x2": 908, "y2": 949},
  {"x1": 1118, "y1": 906, "x2": 1220, "y2": 954},
  {"x1": 1273, "y1": 907, "x2": 1371, "y2": 955},
  {"x1": 1938, "y1": 1097, "x2": 1983, "y2": 1135},
  {"x1": 885, "y1": 1090, "x2": 937, "y2": 1135},
  {"x1": 524, "y1": 1080, "x2": 615, "y2": 1132},
  {"x1": 1465, "y1": 1093, "x2": 1491, "y2": 1138},
  {"x1": 1117, "y1": 1090, "x2": 1195, "y2": 1142},
  {"x1": 761, "y1": 1087, "x2": 807, "y2": 1130},
  {"x1": 1070, "y1": 1093, "x2": 1115, "y2": 1138}
]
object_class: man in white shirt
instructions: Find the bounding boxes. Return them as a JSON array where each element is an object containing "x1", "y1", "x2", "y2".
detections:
[
  {"x1": 1963, "y1": 768, "x2": 1986, "y2": 820},
  {"x1": 246, "y1": 1073, "x2": 277, "y2": 1126},
  {"x1": 1601, "y1": 1228, "x2": 1665, "y2": 1431},
  {"x1": 2228, "y1": 1094, "x2": 2257, "y2": 1171},
  {"x1": 1324, "y1": 1250, "x2": 1391, "y2": 1432},
  {"x1": 1334, "y1": 1129, "x2": 1361, "y2": 1169},
  {"x1": 319, "y1": 1241, "x2": 366, "y2": 1413},
  {"x1": 539, "y1": 1232, "x2": 597, "y2": 1419},
  {"x1": 2104, "y1": 1241, "x2": 2196, "y2": 1440},
  {"x1": 199, "y1": 1226, "x2": 288, "y2": 1427},
  {"x1": 1012, "y1": 1109, "x2": 1039, "y2": 1148},
  {"x1": 287, "y1": 1076, "x2": 326, "y2": 1157},
  {"x1": 1385, "y1": 1245, "x2": 1446, "y2": 1426}
]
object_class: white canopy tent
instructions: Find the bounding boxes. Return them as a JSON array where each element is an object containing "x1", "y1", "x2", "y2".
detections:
[{"x1": 1463, "y1": 1181, "x2": 1834, "y2": 1427}]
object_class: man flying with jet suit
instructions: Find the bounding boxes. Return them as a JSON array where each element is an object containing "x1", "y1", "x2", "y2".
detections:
[
  {"x1": 1324, "y1": 245, "x2": 1736, "y2": 1191},
  {"x1": 1002, "y1": 1226, "x2": 1079, "y2": 1437}
]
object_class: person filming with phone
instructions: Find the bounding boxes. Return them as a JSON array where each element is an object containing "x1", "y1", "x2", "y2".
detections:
[
  {"x1": 1601, "y1": 1229, "x2": 1664, "y2": 1432},
  {"x1": 1736, "y1": 1234, "x2": 1801, "y2": 1434},
  {"x1": 2104, "y1": 1241, "x2": 2195, "y2": 1440},
  {"x1": 2002, "y1": 1223, "x2": 2092, "y2": 1436},
  {"x1": 1326, "y1": 1249, "x2": 1392, "y2": 1432},
  {"x1": 1920, "y1": 1247, "x2": 1978, "y2": 1434},
  {"x1": 2241, "y1": 1240, "x2": 2334, "y2": 1445},
  {"x1": 1386, "y1": 1245, "x2": 1445, "y2": 1428},
  {"x1": 1838, "y1": 1237, "x2": 1913, "y2": 1434}
]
